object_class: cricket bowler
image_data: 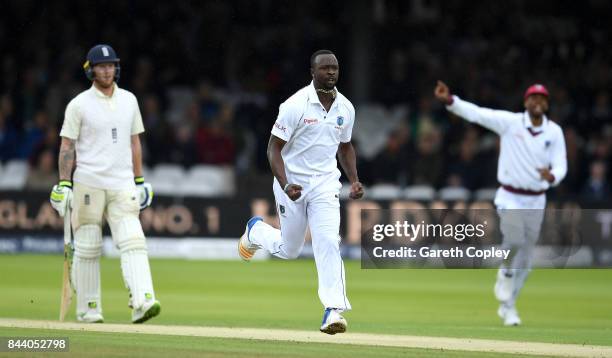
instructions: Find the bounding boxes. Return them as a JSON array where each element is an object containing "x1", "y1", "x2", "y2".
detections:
[
  {"x1": 238, "y1": 50, "x2": 364, "y2": 334},
  {"x1": 50, "y1": 44, "x2": 160, "y2": 323}
]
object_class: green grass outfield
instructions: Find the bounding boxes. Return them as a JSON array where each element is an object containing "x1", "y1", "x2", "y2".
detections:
[{"x1": 0, "y1": 255, "x2": 611, "y2": 356}]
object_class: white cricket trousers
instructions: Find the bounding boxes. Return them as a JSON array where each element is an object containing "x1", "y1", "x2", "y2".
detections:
[
  {"x1": 249, "y1": 173, "x2": 351, "y2": 311},
  {"x1": 494, "y1": 187, "x2": 546, "y2": 306}
]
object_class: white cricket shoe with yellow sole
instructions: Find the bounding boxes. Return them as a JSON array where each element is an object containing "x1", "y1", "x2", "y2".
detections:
[{"x1": 238, "y1": 216, "x2": 263, "y2": 261}]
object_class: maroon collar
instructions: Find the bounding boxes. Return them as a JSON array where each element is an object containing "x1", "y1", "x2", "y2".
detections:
[
  {"x1": 523, "y1": 112, "x2": 547, "y2": 137},
  {"x1": 527, "y1": 127, "x2": 543, "y2": 137}
]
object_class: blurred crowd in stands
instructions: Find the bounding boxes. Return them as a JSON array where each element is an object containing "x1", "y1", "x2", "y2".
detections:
[{"x1": 0, "y1": 0, "x2": 610, "y2": 201}]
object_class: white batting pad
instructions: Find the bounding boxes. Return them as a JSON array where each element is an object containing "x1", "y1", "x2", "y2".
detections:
[
  {"x1": 72, "y1": 224, "x2": 103, "y2": 316},
  {"x1": 121, "y1": 249, "x2": 155, "y2": 310},
  {"x1": 111, "y1": 216, "x2": 147, "y2": 253}
]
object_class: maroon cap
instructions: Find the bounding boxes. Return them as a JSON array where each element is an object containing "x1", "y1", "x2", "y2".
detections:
[{"x1": 524, "y1": 84, "x2": 549, "y2": 100}]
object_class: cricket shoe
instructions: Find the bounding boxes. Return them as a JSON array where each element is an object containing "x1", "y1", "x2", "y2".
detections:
[
  {"x1": 132, "y1": 298, "x2": 161, "y2": 324},
  {"x1": 238, "y1": 216, "x2": 263, "y2": 261},
  {"x1": 498, "y1": 304, "x2": 521, "y2": 326},
  {"x1": 320, "y1": 308, "x2": 347, "y2": 335},
  {"x1": 77, "y1": 309, "x2": 104, "y2": 323},
  {"x1": 494, "y1": 268, "x2": 514, "y2": 302}
]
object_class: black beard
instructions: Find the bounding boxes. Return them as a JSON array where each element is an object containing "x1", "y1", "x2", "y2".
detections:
[
  {"x1": 314, "y1": 77, "x2": 336, "y2": 90},
  {"x1": 323, "y1": 81, "x2": 336, "y2": 90}
]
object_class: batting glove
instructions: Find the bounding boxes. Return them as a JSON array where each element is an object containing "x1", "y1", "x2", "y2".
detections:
[
  {"x1": 50, "y1": 180, "x2": 73, "y2": 217},
  {"x1": 135, "y1": 176, "x2": 154, "y2": 211}
]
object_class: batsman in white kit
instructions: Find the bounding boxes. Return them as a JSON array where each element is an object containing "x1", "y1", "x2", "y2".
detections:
[
  {"x1": 238, "y1": 50, "x2": 364, "y2": 334},
  {"x1": 50, "y1": 44, "x2": 160, "y2": 323},
  {"x1": 435, "y1": 81, "x2": 567, "y2": 326}
]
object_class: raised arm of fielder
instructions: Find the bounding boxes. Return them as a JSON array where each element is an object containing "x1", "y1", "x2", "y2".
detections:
[{"x1": 434, "y1": 80, "x2": 515, "y2": 135}]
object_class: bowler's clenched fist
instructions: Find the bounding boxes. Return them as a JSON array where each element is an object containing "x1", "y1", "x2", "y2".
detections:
[
  {"x1": 349, "y1": 181, "x2": 364, "y2": 200},
  {"x1": 284, "y1": 183, "x2": 303, "y2": 201}
]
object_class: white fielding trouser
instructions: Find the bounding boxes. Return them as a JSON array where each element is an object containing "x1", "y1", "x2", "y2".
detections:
[
  {"x1": 71, "y1": 182, "x2": 156, "y2": 317},
  {"x1": 249, "y1": 172, "x2": 351, "y2": 311},
  {"x1": 494, "y1": 187, "x2": 546, "y2": 307}
]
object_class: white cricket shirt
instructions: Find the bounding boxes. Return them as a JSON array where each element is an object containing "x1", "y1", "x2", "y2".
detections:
[
  {"x1": 447, "y1": 95, "x2": 567, "y2": 192},
  {"x1": 271, "y1": 81, "x2": 355, "y2": 185},
  {"x1": 60, "y1": 83, "x2": 145, "y2": 190}
]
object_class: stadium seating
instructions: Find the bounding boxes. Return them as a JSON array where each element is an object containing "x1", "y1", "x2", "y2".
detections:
[
  {"x1": 180, "y1": 165, "x2": 236, "y2": 197},
  {"x1": 438, "y1": 186, "x2": 471, "y2": 201},
  {"x1": 148, "y1": 164, "x2": 186, "y2": 195},
  {"x1": 0, "y1": 160, "x2": 29, "y2": 189},
  {"x1": 0, "y1": 158, "x2": 498, "y2": 202},
  {"x1": 368, "y1": 184, "x2": 402, "y2": 200},
  {"x1": 403, "y1": 185, "x2": 436, "y2": 201},
  {"x1": 474, "y1": 188, "x2": 498, "y2": 201}
]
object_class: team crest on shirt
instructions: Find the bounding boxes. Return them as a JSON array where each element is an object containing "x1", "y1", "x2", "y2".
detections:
[
  {"x1": 335, "y1": 116, "x2": 344, "y2": 130},
  {"x1": 545, "y1": 140, "x2": 551, "y2": 148}
]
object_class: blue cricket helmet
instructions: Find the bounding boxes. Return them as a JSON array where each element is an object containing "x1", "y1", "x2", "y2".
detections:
[{"x1": 83, "y1": 44, "x2": 121, "y2": 81}]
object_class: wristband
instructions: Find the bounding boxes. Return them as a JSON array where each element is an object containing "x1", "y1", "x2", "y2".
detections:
[
  {"x1": 283, "y1": 183, "x2": 290, "y2": 192},
  {"x1": 134, "y1": 176, "x2": 145, "y2": 185},
  {"x1": 58, "y1": 180, "x2": 72, "y2": 188}
]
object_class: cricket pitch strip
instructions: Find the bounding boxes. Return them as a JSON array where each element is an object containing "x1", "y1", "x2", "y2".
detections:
[{"x1": 1, "y1": 318, "x2": 610, "y2": 357}]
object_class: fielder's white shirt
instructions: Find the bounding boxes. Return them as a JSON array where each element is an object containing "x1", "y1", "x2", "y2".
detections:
[
  {"x1": 447, "y1": 95, "x2": 567, "y2": 192},
  {"x1": 60, "y1": 83, "x2": 144, "y2": 190},
  {"x1": 271, "y1": 81, "x2": 355, "y2": 184}
]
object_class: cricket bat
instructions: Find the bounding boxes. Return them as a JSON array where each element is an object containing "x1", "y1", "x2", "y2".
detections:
[{"x1": 59, "y1": 205, "x2": 73, "y2": 321}]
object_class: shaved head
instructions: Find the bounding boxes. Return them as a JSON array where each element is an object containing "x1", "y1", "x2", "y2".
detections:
[{"x1": 310, "y1": 49, "x2": 335, "y2": 68}]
